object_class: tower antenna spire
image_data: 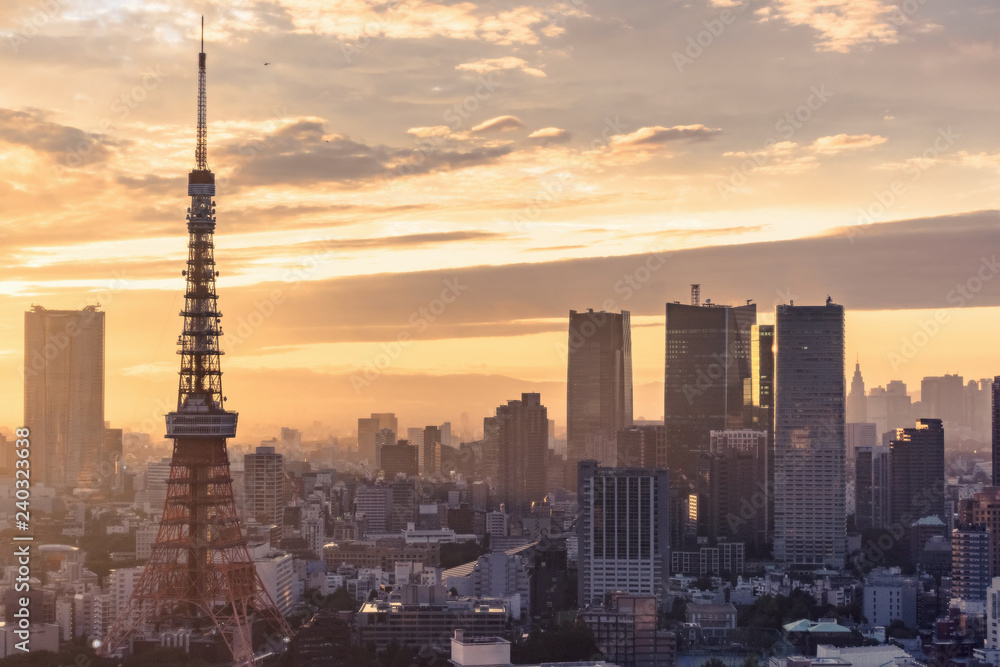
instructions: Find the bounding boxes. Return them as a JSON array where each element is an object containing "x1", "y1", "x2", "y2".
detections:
[{"x1": 196, "y1": 16, "x2": 207, "y2": 169}]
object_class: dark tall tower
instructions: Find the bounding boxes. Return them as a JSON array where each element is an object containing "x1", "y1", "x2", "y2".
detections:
[
  {"x1": 889, "y1": 419, "x2": 945, "y2": 527},
  {"x1": 496, "y1": 393, "x2": 549, "y2": 513},
  {"x1": 422, "y1": 425, "x2": 441, "y2": 475},
  {"x1": 994, "y1": 377, "x2": 1000, "y2": 486},
  {"x1": 750, "y1": 323, "x2": 774, "y2": 540},
  {"x1": 566, "y1": 309, "x2": 633, "y2": 482},
  {"x1": 664, "y1": 299, "x2": 755, "y2": 476},
  {"x1": 101, "y1": 23, "x2": 290, "y2": 664}
]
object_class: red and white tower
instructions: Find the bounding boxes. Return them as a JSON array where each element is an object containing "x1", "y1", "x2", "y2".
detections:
[{"x1": 101, "y1": 20, "x2": 291, "y2": 665}]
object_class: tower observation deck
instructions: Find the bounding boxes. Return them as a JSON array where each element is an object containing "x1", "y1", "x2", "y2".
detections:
[{"x1": 100, "y1": 19, "x2": 292, "y2": 665}]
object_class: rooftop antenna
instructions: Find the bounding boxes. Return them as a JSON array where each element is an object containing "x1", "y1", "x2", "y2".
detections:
[{"x1": 691, "y1": 284, "x2": 701, "y2": 307}]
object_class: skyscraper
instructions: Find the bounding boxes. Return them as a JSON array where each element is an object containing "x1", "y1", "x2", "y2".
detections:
[
  {"x1": 993, "y1": 377, "x2": 1000, "y2": 486},
  {"x1": 23, "y1": 305, "x2": 105, "y2": 490},
  {"x1": 358, "y1": 412, "x2": 397, "y2": 467},
  {"x1": 845, "y1": 422, "x2": 877, "y2": 516},
  {"x1": 750, "y1": 323, "x2": 774, "y2": 541},
  {"x1": 422, "y1": 425, "x2": 442, "y2": 475},
  {"x1": 707, "y1": 429, "x2": 768, "y2": 547},
  {"x1": 773, "y1": 300, "x2": 846, "y2": 567},
  {"x1": 496, "y1": 393, "x2": 549, "y2": 513},
  {"x1": 921, "y1": 375, "x2": 964, "y2": 425},
  {"x1": 847, "y1": 359, "x2": 867, "y2": 423},
  {"x1": 566, "y1": 309, "x2": 633, "y2": 482},
  {"x1": 577, "y1": 461, "x2": 669, "y2": 607},
  {"x1": 855, "y1": 445, "x2": 890, "y2": 531},
  {"x1": 664, "y1": 297, "x2": 755, "y2": 476},
  {"x1": 889, "y1": 419, "x2": 945, "y2": 527},
  {"x1": 380, "y1": 440, "x2": 419, "y2": 478},
  {"x1": 374, "y1": 427, "x2": 396, "y2": 470},
  {"x1": 616, "y1": 424, "x2": 665, "y2": 468},
  {"x1": 750, "y1": 324, "x2": 774, "y2": 432},
  {"x1": 245, "y1": 445, "x2": 285, "y2": 529}
]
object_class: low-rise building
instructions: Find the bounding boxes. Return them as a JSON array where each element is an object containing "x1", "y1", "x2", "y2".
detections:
[
  {"x1": 356, "y1": 596, "x2": 509, "y2": 651},
  {"x1": 581, "y1": 593, "x2": 675, "y2": 667},
  {"x1": 685, "y1": 602, "x2": 737, "y2": 641}
]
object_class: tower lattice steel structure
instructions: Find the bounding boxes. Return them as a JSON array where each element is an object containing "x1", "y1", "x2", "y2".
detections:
[{"x1": 101, "y1": 20, "x2": 292, "y2": 665}]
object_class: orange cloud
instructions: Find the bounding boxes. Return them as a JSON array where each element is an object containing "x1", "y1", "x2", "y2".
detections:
[
  {"x1": 472, "y1": 115, "x2": 525, "y2": 132},
  {"x1": 456, "y1": 57, "x2": 547, "y2": 78},
  {"x1": 809, "y1": 133, "x2": 887, "y2": 154},
  {"x1": 755, "y1": 0, "x2": 899, "y2": 53}
]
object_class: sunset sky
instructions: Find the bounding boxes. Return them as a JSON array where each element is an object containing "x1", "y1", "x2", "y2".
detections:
[{"x1": 2, "y1": 0, "x2": 1000, "y2": 440}]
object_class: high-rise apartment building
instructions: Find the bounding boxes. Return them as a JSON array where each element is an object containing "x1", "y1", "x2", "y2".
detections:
[
  {"x1": 952, "y1": 526, "x2": 990, "y2": 605},
  {"x1": 577, "y1": 461, "x2": 669, "y2": 607},
  {"x1": 664, "y1": 298, "x2": 755, "y2": 476},
  {"x1": 966, "y1": 488, "x2": 1000, "y2": 581},
  {"x1": 773, "y1": 301, "x2": 845, "y2": 567},
  {"x1": 707, "y1": 429, "x2": 768, "y2": 546},
  {"x1": 495, "y1": 393, "x2": 549, "y2": 514},
  {"x1": 566, "y1": 309, "x2": 633, "y2": 483},
  {"x1": 244, "y1": 446, "x2": 285, "y2": 529},
  {"x1": 23, "y1": 305, "x2": 105, "y2": 490}
]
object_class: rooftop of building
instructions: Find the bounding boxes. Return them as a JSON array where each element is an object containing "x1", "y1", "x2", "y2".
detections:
[
  {"x1": 360, "y1": 599, "x2": 508, "y2": 614},
  {"x1": 686, "y1": 602, "x2": 737, "y2": 613},
  {"x1": 912, "y1": 515, "x2": 946, "y2": 527},
  {"x1": 783, "y1": 619, "x2": 851, "y2": 634}
]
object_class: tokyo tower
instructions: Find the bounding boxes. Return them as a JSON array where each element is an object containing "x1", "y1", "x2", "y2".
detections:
[{"x1": 101, "y1": 19, "x2": 292, "y2": 665}]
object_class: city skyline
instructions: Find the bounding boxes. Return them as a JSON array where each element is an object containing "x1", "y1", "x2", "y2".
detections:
[
  {"x1": 2, "y1": 1, "x2": 1000, "y2": 432},
  {"x1": 5, "y1": 3, "x2": 1000, "y2": 665}
]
